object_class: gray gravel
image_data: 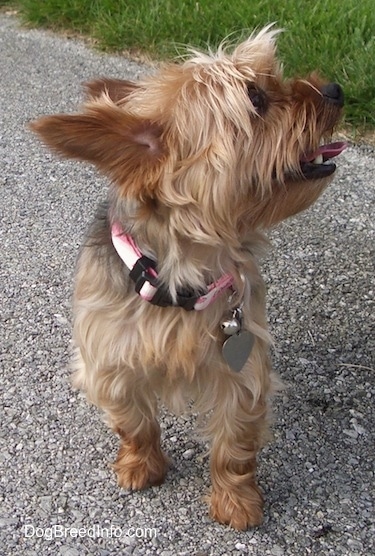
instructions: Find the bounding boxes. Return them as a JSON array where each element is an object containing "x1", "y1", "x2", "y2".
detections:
[{"x1": 1, "y1": 12, "x2": 374, "y2": 556}]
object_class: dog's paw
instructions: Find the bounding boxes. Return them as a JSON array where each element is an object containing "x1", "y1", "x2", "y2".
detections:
[
  {"x1": 113, "y1": 442, "x2": 170, "y2": 490},
  {"x1": 209, "y1": 484, "x2": 264, "y2": 529}
]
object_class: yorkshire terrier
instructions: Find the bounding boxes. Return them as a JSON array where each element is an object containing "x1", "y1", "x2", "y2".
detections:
[{"x1": 31, "y1": 27, "x2": 346, "y2": 529}]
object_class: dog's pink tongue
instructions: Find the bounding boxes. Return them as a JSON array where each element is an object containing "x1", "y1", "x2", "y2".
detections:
[
  {"x1": 303, "y1": 141, "x2": 347, "y2": 162},
  {"x1": 319, "y1": 141, "x2": 347, "y2": 158}
]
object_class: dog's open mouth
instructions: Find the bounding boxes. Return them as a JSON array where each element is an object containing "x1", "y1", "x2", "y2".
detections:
[{"x1": 300, "y1": 141, "x2": 347, "y2": 180}]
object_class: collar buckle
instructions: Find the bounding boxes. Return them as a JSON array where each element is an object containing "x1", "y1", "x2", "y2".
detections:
[
  {"x1": 129, "y1": 255, "x2": 158, "y2": 293},
  {"x1": 111, "y1": 223, "x2": 234, "y2": 311}
]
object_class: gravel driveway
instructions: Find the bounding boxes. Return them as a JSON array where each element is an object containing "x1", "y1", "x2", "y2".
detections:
[{"x1": 1, "y1": 13, "x2": 374, "y2": 556}]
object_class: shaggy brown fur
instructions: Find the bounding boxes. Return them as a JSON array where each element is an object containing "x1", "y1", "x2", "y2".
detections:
[{"x1": 31, "y1": 27, "x2": 345, "y2": 529}]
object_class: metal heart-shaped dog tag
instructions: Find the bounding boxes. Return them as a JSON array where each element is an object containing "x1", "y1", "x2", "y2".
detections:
[{"x1": 222, "y1": 330, "x2": 254, "y2": 373}]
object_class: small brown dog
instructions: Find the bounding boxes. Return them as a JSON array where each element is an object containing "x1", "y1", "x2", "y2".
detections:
[{"x1": 31, "y1": 27, "x2": 346, "y2": 529}]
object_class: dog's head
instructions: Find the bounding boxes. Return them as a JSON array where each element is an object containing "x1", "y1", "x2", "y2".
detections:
[{"x1": 31, "y1": 27, "x2": 346, "y2": 239}]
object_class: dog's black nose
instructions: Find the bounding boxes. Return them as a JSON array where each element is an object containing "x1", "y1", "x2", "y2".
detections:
[{"x1": 322, "y1": 82, "x2": 344, "y2": 107}]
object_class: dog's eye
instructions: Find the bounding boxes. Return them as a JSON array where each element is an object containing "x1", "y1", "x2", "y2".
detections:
[{"x1": 247, "y1": 85, "x2": 268, "y2": 115}]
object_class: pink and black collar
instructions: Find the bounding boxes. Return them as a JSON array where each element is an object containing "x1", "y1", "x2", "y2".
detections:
[{"x1": 111, "y1": 222, "x2": 234, "y2": 311}]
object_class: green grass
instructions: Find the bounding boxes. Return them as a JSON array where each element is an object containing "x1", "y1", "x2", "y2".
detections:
[{"x1": 5, "y1": 0, "x2": 375, "y2": 130}]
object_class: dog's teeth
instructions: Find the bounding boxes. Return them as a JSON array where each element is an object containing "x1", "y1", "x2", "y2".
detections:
[{"x1": 313, "y1": 154, "x2": 323, "y2": 165}]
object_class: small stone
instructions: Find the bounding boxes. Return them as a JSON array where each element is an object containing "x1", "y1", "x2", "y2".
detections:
[
  {"x1": 0, "y1": 450, "x2": 11, "y2": 462},
  {"x1": 347, "y1": 538, "x2": 363, "y2": 550},
  {"x1": 123, "y1": 535, "x2": 137, "y2": 546},
  {"x1": 70, "y1": 510, "x2": 84, "y2": 522},
  {"x1": 59, "y1": 548, "x2": 80, "y2": 556},
  {"x1": 351, "y1": 422, "x2": 366, "y2": 435},
  {"x1": 0, "y1": 518, "x2": 18, "y2": 527},
  {"x1": 54, "y1": 314, "x2": 68, "y2": 325},
  {"x1": 88, "y1": 507, "x2": 102, "y2": 518},
  {"x1": 343, "y1": 429, "x2": 358, "y2": 439},
  {"x1": 182, "y1": 448, "x2": 195, "y2": 459},
  {"x1": 39, "y1": 496, "x2": 52, "y2": 511}
]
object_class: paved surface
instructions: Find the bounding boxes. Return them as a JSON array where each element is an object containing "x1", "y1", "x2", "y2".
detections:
[{"x1": 1, "y1": 13, "x2": 374, "y2": 556}]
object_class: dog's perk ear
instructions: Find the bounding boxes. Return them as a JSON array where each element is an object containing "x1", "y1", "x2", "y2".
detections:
[
  {"x1": 30, "y1": 100, "x2": 167, "y2": 199},
  {"x1": 84, "y1": 78, "x2": 139, "y2": 103}
]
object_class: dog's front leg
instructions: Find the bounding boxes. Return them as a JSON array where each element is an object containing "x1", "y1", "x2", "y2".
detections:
[
  {"x1": 113, "y1": 419, "x2": 169, "y2": 491},
  {"x1": 206, "y1": 367, "x2": 270, "y2": 529},
  {"x1": 98, "y1": 374, "x2": 170, "y2": 491}
]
